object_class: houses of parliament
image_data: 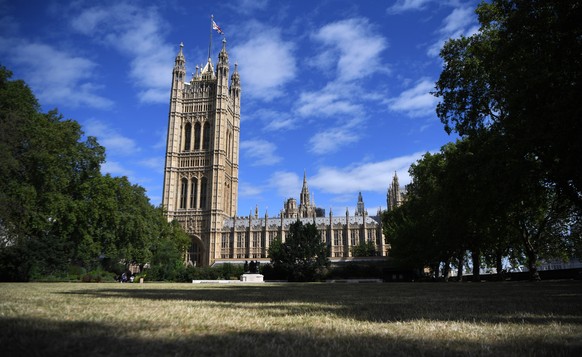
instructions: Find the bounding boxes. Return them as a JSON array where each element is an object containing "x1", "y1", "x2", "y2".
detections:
[{"x1": 162, "y1": 40, "x2": 403, "y2": 267}]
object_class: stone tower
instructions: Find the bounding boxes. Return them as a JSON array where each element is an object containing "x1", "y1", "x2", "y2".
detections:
[
  {"x1": 387, "y1": 172, "x2": 402, "y2": 211},
  {"x1": 162, "y1": 40, "x2": 241, "y2": 266},
  {"x1": 356, "y1": 192, "x2": 365, "y2": 216}
]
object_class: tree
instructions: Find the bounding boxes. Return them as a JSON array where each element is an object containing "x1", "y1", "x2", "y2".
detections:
[
  {"x1": 351, "y1": 240, "x2": 377, "y2": 257},
  {"x1": 434, "y1": 0, "x2": 582, "y2": 209},
  {"x1": 0, "y1": 66, "x2": 189, "y2": 281},
  {"x1": 434, "y1": 1, "x2": 582, "y2": 279},
  {"x1": 0, "y1": 66, "x2": 105, "y2": 279},
  {"x1": 268, "y1": 220, "x2": 329, "y2": 281}
]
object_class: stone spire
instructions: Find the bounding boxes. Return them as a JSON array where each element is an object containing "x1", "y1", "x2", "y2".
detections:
[
  {"x1": 356, "y1": 191, "x2": 365, "y2": 216},
  {"x1": 300, "y1": 170, "x2": 310, "y2": 207},
  {"x1": 173, "y1": 42, "x2": 186, "y2": 78},
  {"x1": 387, "y1": 171, "x2": 402, "y2": 211}
]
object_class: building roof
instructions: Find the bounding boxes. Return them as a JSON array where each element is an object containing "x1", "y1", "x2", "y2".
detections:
[{"x1": 223, "y1": 215, "x2": 382, "y2": 230}]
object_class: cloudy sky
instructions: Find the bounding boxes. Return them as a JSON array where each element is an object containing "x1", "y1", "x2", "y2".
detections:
[{"x1": 0, "y1": 0, "x2": 479, "y2": 216}]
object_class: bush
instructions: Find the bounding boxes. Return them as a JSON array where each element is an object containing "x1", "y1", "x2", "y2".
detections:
[{"x1": 81, "y1": 269, "x2": 115, "y2": 283}]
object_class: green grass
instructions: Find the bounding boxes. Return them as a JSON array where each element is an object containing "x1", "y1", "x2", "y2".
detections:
[{"x1": 1, "y1": 281, "x2": 581, "y2": 356}]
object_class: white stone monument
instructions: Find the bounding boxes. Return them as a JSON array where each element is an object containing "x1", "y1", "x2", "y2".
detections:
[{"x1": 240, "y1": 274, "x2": 264, "y2": 283}]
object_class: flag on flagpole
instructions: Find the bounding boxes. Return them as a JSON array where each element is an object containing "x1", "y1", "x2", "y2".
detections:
[{"x1": 212, "y1": 20, "x2": 224, "y2": 35}]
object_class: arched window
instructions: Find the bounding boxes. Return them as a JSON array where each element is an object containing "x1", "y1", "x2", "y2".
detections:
[
  {"x1": 180, "y1": 178, "x2": 188, "y2": 209},
  {"x1": 194, "y1": 122, "x2": 201, "y2": 150},
  {"x1": 200, "y1": 177, "x2": 208, "y2": 209},
  {"x1": 183, "y1": 123, "x2": 191, "y2": 151},
  {"x1": 203, "y1": 122, "x2": 211, "y2": 150},
  {"x1": 226, "y1": 130, "x2": 231, "y2": 160},
  {"x1": 190, "y1": 177, "x2": 198, "y2": 209}
]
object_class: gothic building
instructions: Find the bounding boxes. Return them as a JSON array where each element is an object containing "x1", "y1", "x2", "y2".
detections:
[
  {"x1": 387, "y1": 172, "x2": 405, "y2": 211},
  {"x1": 162, "y1": 40, "x2": 400, "y2": 266}
]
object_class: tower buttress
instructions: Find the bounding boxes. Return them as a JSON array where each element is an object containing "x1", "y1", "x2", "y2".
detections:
[{"x1": 162, "y1": 43, "x2": 187, "y2": 215}]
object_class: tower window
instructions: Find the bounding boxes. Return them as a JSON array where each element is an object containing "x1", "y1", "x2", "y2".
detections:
[
  {"x1": 203, "y1": 122, "x2": 211, "y2": 150},
  {"x1": 179, "y1": 178, "x2": 188, "y2": 209},
  {"x1": 200, "y1": 177, "x2": 208, "y2": 209},
  {"x1": 190, "y1": 177, "x2": 198, "y2": 209},
  {"x1": 184, "y1": 123, "x2": 191, "y2": 151},
  {"x1": 194, "y1": 122, "x2": 201, "y2": 150}
]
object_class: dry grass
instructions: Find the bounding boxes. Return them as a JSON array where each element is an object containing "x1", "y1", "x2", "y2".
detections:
[{"x1": 1, "y1": 281, "x2": 581, "y2": 356}]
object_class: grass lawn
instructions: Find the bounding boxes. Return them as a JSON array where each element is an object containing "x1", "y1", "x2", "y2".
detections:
[{"x1": 1, "y1": 280, "x2": 581, "y2": 356}]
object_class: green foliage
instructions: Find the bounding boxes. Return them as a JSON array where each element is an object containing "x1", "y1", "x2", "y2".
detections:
[
  {"x1": 384, "y1": 0, "x2": 582, "y2": 281},
  {"x1": 351, "y1": 240, "x2": 377, "y2": 257},
  {"x1": 268, "y1": 221, "x2": 329, "y2": 281},
  {"x1": 0, "y1": 66, "x2": 191, "y2": 281},
  {"x1": 430, "y1": 0, "x2": 582, "y2": 279},
  {"x1": 435, "y1": 0, "x2": 582, "y2": 208}
]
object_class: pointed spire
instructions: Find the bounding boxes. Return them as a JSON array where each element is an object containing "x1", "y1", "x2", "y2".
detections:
[
  {"x1": 300, "y1": 170, "x2": 311, "y2": 209},
  {"x1": 218, "y1": 38, "x2": 229, "y2": 65},
  {"x1": 356, "y1": 191, "x2": 365, "y2": 216},
  {"x1": 173, "y1": 42, "x2": 186, "y2": 80}
]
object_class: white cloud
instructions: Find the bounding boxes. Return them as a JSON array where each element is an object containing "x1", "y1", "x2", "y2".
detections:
[
  {"x1": 296, "y1": 82, "x2": 363, "y2": 118},
  {"x1": 0, "y1": 37, "x2": 113, "y2": 109},
  {"x1": 240, "y1": 139, "x2": 281, "y2": 166},
  {"x1": 238, "y1": 182, "x2": 263, "y2": 198},
  {"x1": 231, "y1": 23, "x2": 296, "y2": 101},
  {"x1": 267, "y1": 171, "x2": 301, "y2": 199},
  {"x1": 386, "y1": 78, "x2": 438, "y2": 117},
  {"x1": 387, "y1": 0, "x2": 432, "y2": 14},
  {"x1": 427, "y1": 5, "x2": 479, "y2": 57},
  {"x1": 101, "y1": 160, "x2": 133, "y2": 177},
  {"x1": 139, "y1": 157, "x2": 164, "y2": 170},
  {"x1": 84, "y1": 119, "x2": 140, "y2": 156},
  {"x1": 230, "y1": 0, "x2": 269, "y2": 14},
  {"x1": 70, "y1": 3, "x2": 173, "y2": 103},
  {"x1": 249, "y1": 108, "x2": 297, "y2": 131},
  {"x1": 312, "y1": 18, "x2": 388, "y2": 82},
  {"x1": 440, "y1": 6, "x2": 475, "y2": 35},
  {"x1": 292, "y1": 17, "x2": 389, "y2": 154},
  {"x1": 308, "y1": 117, "x2": 363, "y2": 155},
  {"x1": 310, "y1": 152, "x2": 427, "y2": 195}
]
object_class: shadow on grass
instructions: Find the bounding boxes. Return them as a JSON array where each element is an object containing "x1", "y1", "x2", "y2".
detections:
[
  {"x1": 60, "y1": 281, "x2": 582, "y2": 324},
  {"x1": 1, "y1": 316, "x2": 580, "y2": 357}
]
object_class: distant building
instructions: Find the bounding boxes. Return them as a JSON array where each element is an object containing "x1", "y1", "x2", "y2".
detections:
[
  {"x1": 387, "y1": 172, "x2": 405, "y2": 211},
  {"x1": 162, "y1": 40, "x2": 401, "y2": 266}
]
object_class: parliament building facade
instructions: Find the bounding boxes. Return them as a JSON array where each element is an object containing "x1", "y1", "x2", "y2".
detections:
[{"x1": 162, "y1": 40, "x2": 402, "y2": 267}]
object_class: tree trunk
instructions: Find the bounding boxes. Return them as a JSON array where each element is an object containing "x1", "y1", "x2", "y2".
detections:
[
  {"x1": 522, "y1": 231, "x2": 541, "y2": 281},
  {"x1": 496, "y1": 250, "x2": 503, "y2": 281},
  {"x1": 526, "y1": 249, "x2": 541, "y2": 281},
  {"x1": 443, "y1": 259, "x2": 450, "y2": 282},
  {"x1": 471, "y1": 249, "x2": 480, "y2": 282},
  {"x1": 457, "y1": 254, "x2": 464, "y2": 282}
]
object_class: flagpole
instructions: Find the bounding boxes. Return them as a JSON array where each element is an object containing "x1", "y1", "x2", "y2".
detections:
[{"x1": 208, "y1": 15, "x2": 213, "y2": 61}]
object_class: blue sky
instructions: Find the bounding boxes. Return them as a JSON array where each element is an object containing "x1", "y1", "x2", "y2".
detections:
[{"x1": 0, "y1": 0, "x2": 479, "y2": 217}]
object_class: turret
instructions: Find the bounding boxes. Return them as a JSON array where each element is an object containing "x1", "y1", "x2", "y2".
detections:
[
  {"x1": 173, "y1": 42, "x2": 186, "y2": 82},
  {"x1": 300, "y1": 171, "x2": 310, "y2": 208},
  {"x1": 230, "y1": 62, "x2": 241, "y2": 99},
  {"x1": 356, "y1": 192, "x2": 365, "y2": 216},
  {"x1": 387, "y1": 171, "x2": 402, "y2": 211},
  {"x1": 170, "y1": 43, "x2": 186, "y2": 111},
  {"x1": 217, "y1": 38, "x2": 229, "y2": 95}
]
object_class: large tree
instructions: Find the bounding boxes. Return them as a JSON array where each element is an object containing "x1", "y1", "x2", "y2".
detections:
[
  {"x1": 0, "y1": 66, "x2": 105, "y2": 278},
  {"x1": 268, "y1": 220, "x2": 329, "y2": 281},
  {"x1": 434, "y1": 0, "x2": 582, "y2": 209},
  {"x1": 433, "y1": 0, "x2": 582, "y2": 279},
  {"x1": 0, "y1": 66, "x2": 189, "y2": 281}
]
